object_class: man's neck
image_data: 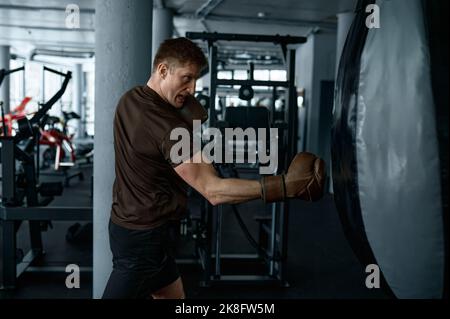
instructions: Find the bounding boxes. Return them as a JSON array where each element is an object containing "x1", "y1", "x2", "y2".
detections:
[{"x1": 146, "y1": 77, "x2": 167, "y2": 103}]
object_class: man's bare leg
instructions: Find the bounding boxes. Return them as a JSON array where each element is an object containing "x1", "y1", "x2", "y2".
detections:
[{"x1": 152, "y1": 277, "x2": 185, "y2": 299}]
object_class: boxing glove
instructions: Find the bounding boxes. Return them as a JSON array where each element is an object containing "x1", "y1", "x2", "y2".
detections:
[
  {"x1": 260, "y1": 152, "x2": 326, "y2": 203},
  {"x1": 178, "y1": 94, "x2": 208, "y2": 129}
]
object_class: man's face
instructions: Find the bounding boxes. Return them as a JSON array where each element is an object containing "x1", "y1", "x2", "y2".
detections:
[{"x1": 159, "y1": 62, "x2": 200, "y2": 108}]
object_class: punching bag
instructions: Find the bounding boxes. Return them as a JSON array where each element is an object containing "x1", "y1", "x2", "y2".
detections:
[{"x1": 332, "y1": 0, "x2": 447, "y2": 299}]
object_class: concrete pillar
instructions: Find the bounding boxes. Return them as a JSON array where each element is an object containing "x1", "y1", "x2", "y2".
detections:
[
  {"x1": 296, "y1": 33, "x2": 336, "y2": 157},
  {"x1": 0, "y1": 46, "x2": 11, "y2": 113},
  {"x1": 296, "y1": 33, "x2": 337, "y2": 192},
  {"x1": 336, "y1": 12, "x2": 355, "y2": 75},
  {"x1": 73, "y1": 64, "x2": 82, "y2": 137},
  {"x1": 93, "y1": 0, "x2": 153, "y2": 299},
  {"x1": 152, "y1": 8, "x2": 173, "y2": 68}
]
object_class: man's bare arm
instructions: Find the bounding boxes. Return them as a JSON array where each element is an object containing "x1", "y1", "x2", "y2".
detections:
[{"x1": 174, "y1": 151, "x2": 261, "y2": 206}]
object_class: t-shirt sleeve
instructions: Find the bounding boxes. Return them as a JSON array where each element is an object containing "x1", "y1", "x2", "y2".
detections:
[{"x1": 160, "y1": 121, "x2": 195, "y2": 168}]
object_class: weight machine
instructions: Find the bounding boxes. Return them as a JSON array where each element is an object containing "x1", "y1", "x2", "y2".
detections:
[
  {"x1": 1, "y1": 67, "x2": 25, "y2": 137},
  {"x1": 185, "y1": 32, "x2": 306, "y2": 286},
  {"x1": 0, "y1": 66, "x2": 92, "y2": 289}
]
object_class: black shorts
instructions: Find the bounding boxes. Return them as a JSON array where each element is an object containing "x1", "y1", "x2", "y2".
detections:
[{"x1": 102, "y1": 219, "x2": 180, "y2": 299}]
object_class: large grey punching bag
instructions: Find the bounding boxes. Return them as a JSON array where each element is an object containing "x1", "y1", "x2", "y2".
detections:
[{"x1": 332, "y1": 0, "x2": 447, "y2": 299}]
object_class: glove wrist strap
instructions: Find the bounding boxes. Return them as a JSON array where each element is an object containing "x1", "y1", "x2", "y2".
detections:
[{"x1": 260, "y1": 175, "x2": 286, "y2": 203}]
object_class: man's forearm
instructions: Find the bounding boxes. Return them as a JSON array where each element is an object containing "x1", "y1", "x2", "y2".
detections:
[
  {"x1": 175, "y1": 154, "x2": 262, "y2": 206},
  {"x1": 207, "y1": 177, "x2": 261, "y2": 205}
]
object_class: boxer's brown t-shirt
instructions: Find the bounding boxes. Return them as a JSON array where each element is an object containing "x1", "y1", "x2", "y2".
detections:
[{"x1": 111, "y1": 85, "x2": 193, "y2": 230}]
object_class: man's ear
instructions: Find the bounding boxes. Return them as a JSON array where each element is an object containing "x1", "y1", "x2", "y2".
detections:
[{"x1": 157, "y1": 63, "x2": 168, "y2": 79}]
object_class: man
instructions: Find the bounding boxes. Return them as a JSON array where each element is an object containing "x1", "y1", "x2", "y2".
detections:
[{"x1": 102, "y1": 37, "x2": 325, "y2": 299}]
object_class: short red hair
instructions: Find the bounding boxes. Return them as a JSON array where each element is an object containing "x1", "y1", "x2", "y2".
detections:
[{"x1": 153, "y1": 37, "x2": 207, "y2": 72}]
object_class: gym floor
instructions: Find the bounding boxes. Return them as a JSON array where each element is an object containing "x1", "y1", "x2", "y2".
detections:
[{"x1": 0, "y1": 164, "x2": 389, "y2": 299}]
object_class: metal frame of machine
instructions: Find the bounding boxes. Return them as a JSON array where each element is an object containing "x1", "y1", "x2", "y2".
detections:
[{"x1": 186, "y1": 32, "x2": 305, "y2": 287}]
